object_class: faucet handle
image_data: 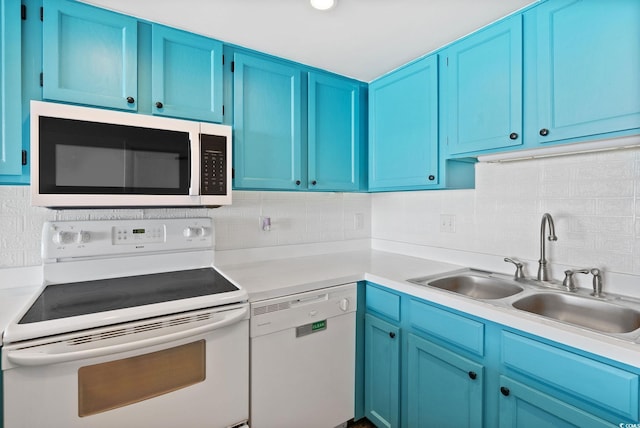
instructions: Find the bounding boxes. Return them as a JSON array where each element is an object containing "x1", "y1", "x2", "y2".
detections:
[
  {"x1": 504, "y1": 257, "x2": 525, "y2": 280},
  {"x1": 562, "y1": 268, "x2": 590, "y2": 291},
  {"x1": 590, "y1": 268, "x2": 603, "y2": 297}
]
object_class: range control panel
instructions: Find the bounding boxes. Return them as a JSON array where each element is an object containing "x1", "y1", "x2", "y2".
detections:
[
  {"x1": 113, "y1": 225, "x2": 165, "y2": 245},
  {"x1": 42, "y1": 218, "x2": 214, "y2": 260}
]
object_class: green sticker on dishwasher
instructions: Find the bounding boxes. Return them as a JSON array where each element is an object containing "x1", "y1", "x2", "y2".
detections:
[
  {"x1": 296, "y1": 320, "x2": 327, "y2": 337},
  {"x1": 312, "y1": 320, "x2": 326, "y2": 331}
]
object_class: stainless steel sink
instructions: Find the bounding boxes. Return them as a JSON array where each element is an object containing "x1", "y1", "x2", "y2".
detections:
[
  {"x1": 512, "y1": 293, "x2": 640, "y2": 334},
  {"x1": 408, "y1": 272, "x2": 523, "y2": 300}
]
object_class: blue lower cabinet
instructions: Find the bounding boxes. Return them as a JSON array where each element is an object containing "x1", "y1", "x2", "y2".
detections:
[
  {"x1": 361, "y1": 283, "x2": 640, "y2": 428},
  {"x1": 0, "y1": 348, "x2": 2, "y2": 428},
  {"x1": 407, "y1": 333, "x2": 484, "y2": 428},
  {"x1": 498, "y1": 376, "x2": 612, "y2": 428},
  {"x1": 364, "y1": 313, "x2": 400, "y2": 428}
]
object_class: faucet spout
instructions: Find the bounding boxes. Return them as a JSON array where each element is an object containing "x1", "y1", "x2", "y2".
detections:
[{"x1": 537, "y1": 213, "x2": 557, "y2": 281}]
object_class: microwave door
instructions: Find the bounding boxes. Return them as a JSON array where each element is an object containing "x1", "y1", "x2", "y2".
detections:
[
  {"x1": 128, "y1": 149, "x2": 182, "y2": 191},
  {"x1": 55, "y1": 144, "x2": 127, "y2": 189}
]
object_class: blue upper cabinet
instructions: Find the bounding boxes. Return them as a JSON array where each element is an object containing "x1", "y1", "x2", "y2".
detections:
[
  {"x1": 369, "y1": 55, "x2": 439, "y2": 190},
  {"x1": 233, "y1": 52, "x2": 304, "y2": 190},
  {"x1": 308, "y1": 72, "x2": 365, "y2": 191},
  {"x1": 151, "y1": 25, "x2": 223, "y2": 122},
  {"x1": 42, "y1": 0, "x2": 138, "y2": 111},
  {"x1": 530, "y1": 0, "x2": 640, "y2": 144},
  {"x1": 42, "y1": 0, "x2": 224, "y2": 122},
  {"x1": 0, "y1": 0, "x2": 22, "y2": 178},
  {"x1": 444, "y1": 15, "x2": 523, "y2": 156}
]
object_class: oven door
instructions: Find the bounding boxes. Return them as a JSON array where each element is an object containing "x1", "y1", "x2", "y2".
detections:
[{"x1": 2, "y1": 304, "x2": 249, "y2": 428}]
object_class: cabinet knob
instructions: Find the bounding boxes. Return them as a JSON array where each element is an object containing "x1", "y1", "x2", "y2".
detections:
[
  {"x1": 428, "y1": 175, "x2": 435, "y2": 181},
  {"x1": 509, "y1": 132, "x2": 518, "y2": 140},
  {"x1": 311, "y1": 180, "x2": 317, "y2": 186},
  {"x1": 500, "y1": 386, "x2": 510, "y2": 396},
  {"x1": 468, "y1": 371, "x2": 477, "y2": 380},
  {"x1": 126, "y1": 96, "x2": 135, "y2": 104},
  {"x1": 295, "y1": 180, "x2": 301, "y2": 185},
  {"x1": 389, "y1": 332, "x2": 396, "y2": 339},
  {"x1": 156, "y1": 101, "x2": 164, "y2": 109},
  {"x1": 539, "y1": 128, "x2": 550, "y2": 137}
]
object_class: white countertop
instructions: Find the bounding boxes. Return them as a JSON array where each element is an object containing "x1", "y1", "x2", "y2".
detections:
[
  {"x1": 0, "y1": 266, "x2": 42, "y2": 338},
  {"x1": 2, "y1": 248, "x2": 638, "y2": 368},
  {"x1": 218, "y1": 248, "x2": 640, "y2": 368}
]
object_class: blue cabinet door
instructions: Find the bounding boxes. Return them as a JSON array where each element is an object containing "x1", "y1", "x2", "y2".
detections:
[
  {"x1": 151, "y1": 25, "x2": 223, "y2": 122},
  {"x1": 308, "y1": 72, "x2": 364, "y2": 191},
  {"x1": 445, "y1": 15, "x2": 523, "y2": 155},
  {"x1": 532, "y1": 0, "x2": 640, "y2": 144},
  {"x1": 233, "y1": 52, "x2": 304, "y2": 190},
  {"x1": 498, "y1": 376, "x2": 613, "y2": 428},
  {"x1": 42, "y1": 0, "x2": 137, "y2": 111},
  {"x1": 407, "y1": 334, "x2": 484, "y2": 428},
  {"x1": 364, "y1": 314, "x2": 400, "y2": 428},
  {"x1": 369, "y1": 55, "x2": 439, "y2": 190},
  {"x1": 0, "y1": 0, "x2": 22, "y2": 177}
]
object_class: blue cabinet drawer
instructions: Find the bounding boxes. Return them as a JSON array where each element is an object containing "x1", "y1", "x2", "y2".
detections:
[
  {"x1": 365, "y1": 284, "x2": 401, "y2": 322},
  {"x1": 409, "y1": 299, "x2": 484, "y2": 356},
  {"x1": 501, "y1": 331, "x2": 639, "y2": 421}
]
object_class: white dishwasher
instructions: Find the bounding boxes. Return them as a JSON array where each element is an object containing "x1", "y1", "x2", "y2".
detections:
[{"x1": 250, "y1": 283, "x2": 357, "y2": 428}]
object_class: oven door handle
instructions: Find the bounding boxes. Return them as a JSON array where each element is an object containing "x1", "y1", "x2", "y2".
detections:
[{"x1": 6, "y1": 306, "x2": 248, "y2": 367}]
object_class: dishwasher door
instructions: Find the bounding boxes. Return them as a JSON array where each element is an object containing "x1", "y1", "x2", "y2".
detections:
[{"x1": 250, "y1": 283, "x2": 357, "y2": 428}]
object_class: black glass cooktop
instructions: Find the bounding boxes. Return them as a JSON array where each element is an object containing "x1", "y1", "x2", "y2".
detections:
[{"x1": 19, "y1": 268, "x2": 239, "y2": 324}]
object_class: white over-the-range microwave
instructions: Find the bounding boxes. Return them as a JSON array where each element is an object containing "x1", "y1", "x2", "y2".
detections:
[{"x1": 30, "y1": 101, "x2": 232, "y2": 208}]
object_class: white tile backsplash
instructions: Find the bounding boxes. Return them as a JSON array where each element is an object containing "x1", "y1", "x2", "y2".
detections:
[
  {"x1": 372, "y1": 146, "x2": 640, "y2": 277},
  {"x1": 0, "y1": 188, "x2": 372, "y2": 268},
  {"x1": 2, "y1": 145, "x2": 639, "y2": 283}
]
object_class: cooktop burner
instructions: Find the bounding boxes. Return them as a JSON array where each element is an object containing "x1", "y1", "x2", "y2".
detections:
[{"x1": 19, "y1": 268, "x2": 239, "y2": 324}]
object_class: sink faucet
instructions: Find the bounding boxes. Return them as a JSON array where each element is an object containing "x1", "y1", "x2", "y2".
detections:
[
  {"x1": 504, "y1": 257, "x2": 525, "y2": 280},
  {"x1": 562, "y1": 268, "x2": 589, "y2": 291},
  {"x1": 537, "y1": 213, "x2": 557, "y2": 281}
]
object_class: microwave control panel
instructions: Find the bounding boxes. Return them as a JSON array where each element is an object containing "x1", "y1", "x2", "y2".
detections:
[{"x1": 200, "y1": 134, "x2": 227, "y2": 195}]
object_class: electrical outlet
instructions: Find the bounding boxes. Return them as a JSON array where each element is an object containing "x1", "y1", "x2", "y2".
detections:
[
  {"x1": 259, "y1": 216, "x2": 271, "y2": 232},
  {"x1": 354, "y1": 213, "x2": 364, "y2": 230},
  {"x1": 440, "y1": 214, "x2": 456, "y2": 233}
]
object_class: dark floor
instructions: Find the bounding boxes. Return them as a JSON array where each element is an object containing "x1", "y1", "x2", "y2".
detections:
[{"x1": 349, "y1": 418, "x2": 376, "y2": 428}]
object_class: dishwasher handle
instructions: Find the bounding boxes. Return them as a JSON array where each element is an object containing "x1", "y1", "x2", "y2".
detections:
[{"x1": 6, "y1": 306, "x2": 248, "y2": 367}]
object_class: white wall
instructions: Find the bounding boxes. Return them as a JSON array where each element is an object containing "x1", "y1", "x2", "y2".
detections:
[
  {"x1": 373, "y1": 147, "x2": 640, "y2": 276},
  {"x1": 2, "y1": 146, "x2": 639, "y2": 277},
  {"x1": 0, "y1": 190, "x2": 372, "y2": 268}
]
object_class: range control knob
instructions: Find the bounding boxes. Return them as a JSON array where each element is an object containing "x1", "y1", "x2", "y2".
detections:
[
  {"x1": 339, "y1": 298, "x2": 350, "y2": 312},
  {"x1": 183, "y1": 226, "x2": 208, "y2": 238},
  {"x1": 52, "y1": 230, "x2": 74, "y2": 245},
  {"x1": 183, "y1": 227, "x2": 199, "y2": 238},
  {"x1": 75, "y1": 230, "x2": 91, "y2": 244}
]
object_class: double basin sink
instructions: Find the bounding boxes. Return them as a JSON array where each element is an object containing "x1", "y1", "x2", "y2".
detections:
[{"x1": 408, "y1": 269, "x2": 640, "y2": 338}]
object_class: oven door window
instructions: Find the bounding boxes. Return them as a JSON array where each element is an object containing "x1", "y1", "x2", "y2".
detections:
[
  {"x1": 39, "y1": 116, "x2": 190, "y2": 195},
  {"x1": 78, "y1": 340, "x2": 205, "y2": 417}
]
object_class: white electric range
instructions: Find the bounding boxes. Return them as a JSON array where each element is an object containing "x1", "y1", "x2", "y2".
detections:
[{"x1": 2, "y1": 218, "x2": 249, "y2": 428}]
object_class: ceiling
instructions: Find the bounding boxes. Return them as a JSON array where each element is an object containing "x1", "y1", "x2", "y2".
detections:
[{"x1": 79, "y1": 0, "x2": 536, "y2": 82}]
